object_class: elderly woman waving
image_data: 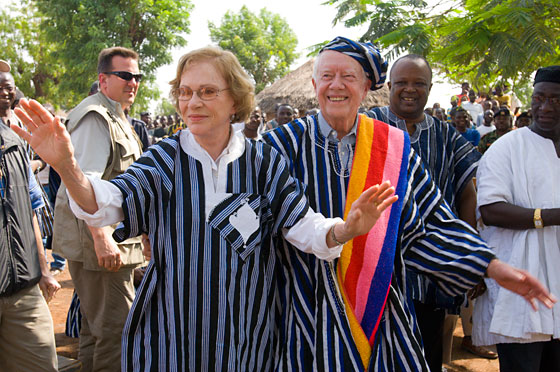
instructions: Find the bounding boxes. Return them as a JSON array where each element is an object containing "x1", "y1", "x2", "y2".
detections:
[{"x1": 13, "y1": 47, "x2": 397, "y2": 371}]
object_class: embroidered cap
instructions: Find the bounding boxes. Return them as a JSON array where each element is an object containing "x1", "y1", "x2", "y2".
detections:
[
  {"x1": 0, "y1": 60, "x2": 11, "y2": 73},
  {"x1": 320, "y1": 36, "x2": 387, "y2": 91},
  {"x1": 534, "y1": 65, "x2": 560, "y2": 85}
]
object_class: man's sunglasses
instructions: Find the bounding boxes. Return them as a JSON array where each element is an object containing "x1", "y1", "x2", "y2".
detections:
[{"x1": 103, "y1": 71, "x2": 143, "y2": 82}]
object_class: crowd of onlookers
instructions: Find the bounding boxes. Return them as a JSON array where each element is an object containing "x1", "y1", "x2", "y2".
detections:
[{"x1": 1, "y1": 37, "x2": 558, "y2": 372}]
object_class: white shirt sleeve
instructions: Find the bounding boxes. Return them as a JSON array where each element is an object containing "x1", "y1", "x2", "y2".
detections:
[
  {"x1": 71, "y1": 112, "x2": 111, "y2": 177},
  {"x1": 68, "y1": 175, "x2": 124, "y2": 227},
  {"x1": 282, "y1": 209, "x2": 344, "y2": 262}
]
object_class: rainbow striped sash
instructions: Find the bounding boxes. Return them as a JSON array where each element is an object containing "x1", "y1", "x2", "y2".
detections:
[{"x1": 337, "y1": 115, "x2": 409, "y2": 369}]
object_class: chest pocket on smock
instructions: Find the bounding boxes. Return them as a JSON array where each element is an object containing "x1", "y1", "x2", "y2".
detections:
[{"x1": 207, "y1": 193, "x2": 269, "y2": 261}]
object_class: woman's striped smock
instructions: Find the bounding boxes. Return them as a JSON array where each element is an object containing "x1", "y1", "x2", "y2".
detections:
[
  {"x1": 111, "y1": 135, "x2": 308, "y2": 371},
  {"x1": 262, "y1": 115, "x2": 494, "y2": 371}
]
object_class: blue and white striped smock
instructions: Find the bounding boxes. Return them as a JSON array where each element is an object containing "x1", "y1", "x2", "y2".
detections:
[
  {"x1": 111, "y1": 133, "x2": 309, "y2": 371},
  {"x1": 368, "y1": 107, "x2": 481, "y2": 310},
  {"x1": 262, "y1": 115, "x2": 494, "y2": 371}
]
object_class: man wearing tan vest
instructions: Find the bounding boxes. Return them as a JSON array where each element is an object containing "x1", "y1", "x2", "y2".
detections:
[{"x1": 53, "y1": 47, "x2": 144, "y2": 371}]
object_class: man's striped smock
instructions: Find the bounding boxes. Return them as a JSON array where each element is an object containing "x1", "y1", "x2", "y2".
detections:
[
  {"x1": 368, "y1": 107, "x2": 481, "y2": 310},
  {"x1": 262, "y1": 115, "x2": 494, "y2": 371}
]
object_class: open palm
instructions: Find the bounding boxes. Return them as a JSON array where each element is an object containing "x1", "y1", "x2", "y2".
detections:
[
  {"x1": 12, "y1": 98, "x2": 75, "y2": 170},
  {"x1": 343, "y1": 181, "x2": 399, "y2": 239}
]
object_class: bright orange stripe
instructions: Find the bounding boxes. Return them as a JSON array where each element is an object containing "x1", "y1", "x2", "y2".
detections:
[{"x1": 339, "y1": 116, "x2": 373, "y2": 280}]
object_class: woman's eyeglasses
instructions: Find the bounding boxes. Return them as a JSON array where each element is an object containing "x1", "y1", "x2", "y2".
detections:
[
  {"x1": 103, "y1": 71, "x2": 143, "y2": 82},
  {"x1": 172, "y1": 86, "x2": 229, "y2": 101}
]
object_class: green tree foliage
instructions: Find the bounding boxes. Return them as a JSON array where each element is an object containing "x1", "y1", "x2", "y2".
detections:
[
  {"x1": 0, "y1": 1, "x2": 64, "y2": 105},
  {"x1": 33, "y1": 0, "x2": 193, "y2": 110},
  {"x1": 155, "y1": 97, "x2": 176, "y2": 116},
  {"x1": 327, "y1": 0, "x2": 560, "y2": 93},
  {"x1": 208, "y1": 6, "x2": 298, "y2": 93}
]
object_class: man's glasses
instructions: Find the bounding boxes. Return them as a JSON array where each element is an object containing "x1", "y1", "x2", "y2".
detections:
[
  {"x1": 531, "y1": 95, "x2": 560, "y2": 107},
  {"x1": 172, "y1": 86, "x2": 229, "y2": 101},
  {"x1": 103, "y1": 71, "x2": 143, "y2": 82}
]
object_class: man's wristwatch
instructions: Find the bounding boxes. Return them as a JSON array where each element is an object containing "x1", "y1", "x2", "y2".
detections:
[{"x1": 534, "y1": 208, "x2": 544, "y2": 229}]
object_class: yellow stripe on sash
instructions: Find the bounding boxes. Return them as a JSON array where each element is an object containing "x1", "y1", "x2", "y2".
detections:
[{"x1": 337, "y1": 116, "x2": 375, "y2": 369}]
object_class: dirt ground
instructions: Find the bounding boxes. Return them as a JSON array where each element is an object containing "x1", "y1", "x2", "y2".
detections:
[{"x1": 46, "y1": 254, "x2": 499, "y2": 371}]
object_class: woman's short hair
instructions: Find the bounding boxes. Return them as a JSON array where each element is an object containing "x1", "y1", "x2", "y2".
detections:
[{"x1": 170, "y1": 46, "x2": 255, "y2": 123}]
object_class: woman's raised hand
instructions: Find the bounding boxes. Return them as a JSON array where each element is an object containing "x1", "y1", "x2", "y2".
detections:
[{"x1": 13, "y1": 98, "x2": 75, "y2": 171}]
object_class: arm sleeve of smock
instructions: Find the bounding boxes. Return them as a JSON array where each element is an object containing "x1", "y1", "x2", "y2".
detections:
[
  {"x1": 68, "y1": 175, "x2": 124, "y2": 227},
  {"x1": 109, "y1": 142, "x2": 173, "y2": 242},
  {"x1": 400, "y1": 150, "x2": 495, "y2": 297},
  {"x1": 282, "y1": 210, "x2": 343, "y2": 261}
]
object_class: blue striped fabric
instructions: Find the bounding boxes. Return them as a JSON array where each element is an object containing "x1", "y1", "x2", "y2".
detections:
[
  {"x1": 65, "y1": 291, "x2": 82, "y2": 338},
  {"x1": 262, "y1": 115, "x2": 494, "y2": 371},
  {"x1": 321, "y1": 36, "x2": 388, "y2": 91},
  {"x1": 111, "y1": 135, "x2": 309, "y2": 371},
  {"x1": 368, "y1": 107, "x2": 481, "y2": 309}
]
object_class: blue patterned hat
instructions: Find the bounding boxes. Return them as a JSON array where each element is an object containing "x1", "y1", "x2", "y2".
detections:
[{"x1": 320, "y1": 36, "x2": 387, "y2": 91}]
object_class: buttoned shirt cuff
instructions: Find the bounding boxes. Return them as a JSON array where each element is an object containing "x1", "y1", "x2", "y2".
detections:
[
  {"x1": 68, "y1": 175, "x2": 124, "y2": 227},
  {"x1": 283, "y1": 210, "x2": 344, "y2": 262}
]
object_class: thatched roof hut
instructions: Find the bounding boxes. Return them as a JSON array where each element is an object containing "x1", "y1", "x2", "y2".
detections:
[{"x1": 256, "y1": 59, "x2": 389, "y2": 118}]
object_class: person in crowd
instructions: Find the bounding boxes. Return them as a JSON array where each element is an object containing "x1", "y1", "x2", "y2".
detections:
[
  {"x1": 455, "y1": 107, "x2": 481, "y2": 146},
  {"x1": 515, "y1": 111, "x2": 532, "y2": 128},
  {"x1": 167, "y1": 113, "x2": 186, "y2": 135},
  {"x1": 125, "y1": 108, "x2": 150, "y2": 152},
  {"x1": 267, "y1": 102, "x2": 294, "y2": 130},
  {"x1": 476, "y1": 99, "x2": 493, "y2": 127},
  {"x1": 477, "y1": 109, "x2": 496, "y2": 139},
  {"x1": 433, "y1": 107, "x2": 447, "y2": 122},
  {"x1": 478, "y1": 108, "x2": 513, "y2": 154},
  {"x1": 424, "y1": 107, "x2": 433, "y2": 116},
  {"x1": 433, "y1": 102, "x2": 441, "y2": 110},
  {"x1": 473, "y1": 65, "x2": 560, "y2": 371},
  {"x1": 494, "y1": 84, "x2": 512, "y2": 109},
  {"x1": 262, "y1": 37, "x2": 553, "y2": 371},
  {"x1": 242, "y1": 106, "x2": 264, "y2": 139},
  {"x1": 367, "y1": 53, "x2": 491, "y2": 370},
  {"x1": 462, "y1": 89, "x2": 484, "y2": 125},
  {"x1": 88, "y1": 81, "x2": 99, "y2": 96},
  {"x1": 140, "y1": 111, "x2": 151, "y2": 127},
  {"x1": 0, "y1": 59, "x2": 60, "y2": 372},
  {"x1": 491, "y1": 98, "x2": 500, "y2": 114},
  {"x1": 447, "y1": 95, "x2": 459, "y2": 122},
  {"x1": 152, "y1": 115, "x2": 168, "y2": 139},
  {"x1": 14, "y1": 46, "x2": 399, "y2": 372},
  {"x1": 457, "y1": 82, "x2": 470, "y2": 105},
  {"x1": 51, "y1": 47, "x2": 146, "y2": 371},
  {"x1": 306, "y1": 107, "x2": 319, "y2": 116}
]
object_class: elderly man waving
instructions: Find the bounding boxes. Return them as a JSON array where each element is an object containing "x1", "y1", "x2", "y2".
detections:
[{"x1": 262, "y1": 37, "x2": 556, "y2": 371}]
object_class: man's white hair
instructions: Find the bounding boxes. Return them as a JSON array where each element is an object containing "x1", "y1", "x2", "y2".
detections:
[{"x1": 312, "y1": 51, "x2": 368, "y2": 83}]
